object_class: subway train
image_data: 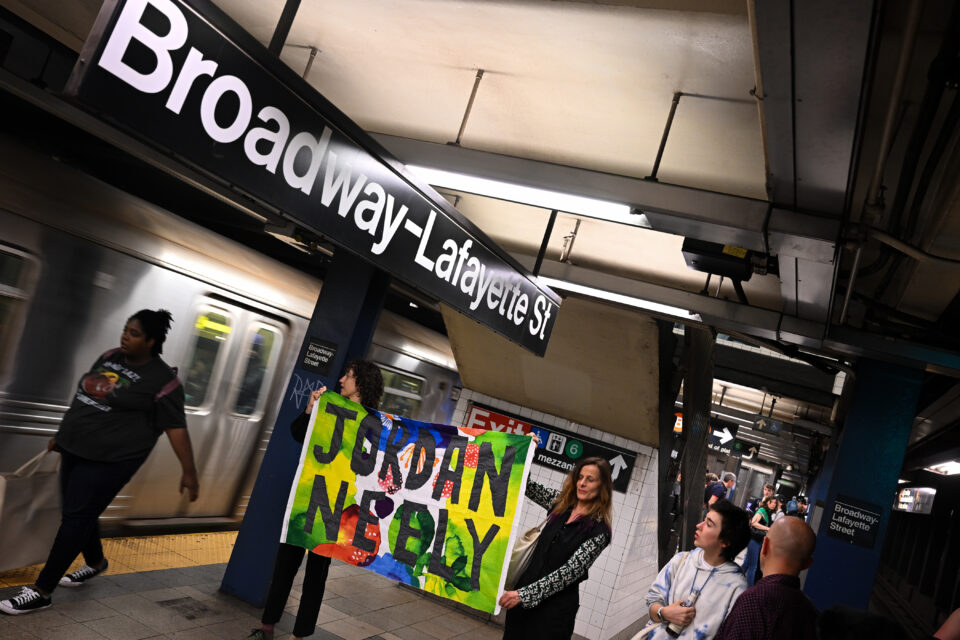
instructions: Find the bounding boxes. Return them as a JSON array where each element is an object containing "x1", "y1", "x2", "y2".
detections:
[{"x1": 0, "y1": 134, "x2": 461, "y2": 524}]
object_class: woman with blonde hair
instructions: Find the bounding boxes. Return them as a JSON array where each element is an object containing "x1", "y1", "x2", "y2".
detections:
[{"x1": 499, "y1": 456, "x2": 614, "y2": 639}]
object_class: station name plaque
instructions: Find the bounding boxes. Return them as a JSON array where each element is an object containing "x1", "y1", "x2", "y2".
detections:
[{"x1": 65, "y1": 0, "x2": 560, "y2": 355}]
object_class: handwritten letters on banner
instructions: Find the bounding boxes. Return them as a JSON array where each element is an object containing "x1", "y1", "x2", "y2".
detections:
[{"x1": 281, "y1": 392, "x2": 535, "y2": 613}]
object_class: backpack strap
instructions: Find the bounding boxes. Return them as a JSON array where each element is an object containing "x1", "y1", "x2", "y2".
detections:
[{"x1": 155, "y1": 375, "x2": 182, "y2": 402}]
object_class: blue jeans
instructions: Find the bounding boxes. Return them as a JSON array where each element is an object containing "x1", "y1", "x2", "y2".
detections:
[
  {"x1": 741, "y1": 538, "x2": 762, "y2": 586},
  {"x1": 35, "y1": 451, "x2": 145, "y2": 593}
]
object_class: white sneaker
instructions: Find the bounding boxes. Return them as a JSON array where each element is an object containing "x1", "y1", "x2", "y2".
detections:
[
  {"x1": 0, "y1": 586, "x2": 52, "y2": 615},
  {"x1": 59, "y1": 559, "x2": 109, "y2": 587}
]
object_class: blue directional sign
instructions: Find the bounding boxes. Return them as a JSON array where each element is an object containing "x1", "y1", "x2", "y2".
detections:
[{"x1": 753, "y1": 416, "x2": 783, "y2": 435}]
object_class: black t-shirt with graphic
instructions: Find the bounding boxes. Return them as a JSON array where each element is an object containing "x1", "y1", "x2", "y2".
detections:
[{"x1": 55, "y1": 348, "x2": 187, "y2": 462}]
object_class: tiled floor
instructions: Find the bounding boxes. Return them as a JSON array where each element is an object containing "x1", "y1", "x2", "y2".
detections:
[{"x1": 0, "y1": 560, "x2": 505, "y2": 640}]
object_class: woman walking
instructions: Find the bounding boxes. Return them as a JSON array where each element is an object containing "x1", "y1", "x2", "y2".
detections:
[
  {"x1": 0, "y1": 309, "x2": 198, "y2": 615},
  {"x1": 498, "y1": 457, "x2": 614, "y2": 640}
]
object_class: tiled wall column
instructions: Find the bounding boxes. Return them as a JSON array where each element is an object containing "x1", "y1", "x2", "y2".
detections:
[{"x1": 452, "y1": 389, "x2": 660, "y2": 640}]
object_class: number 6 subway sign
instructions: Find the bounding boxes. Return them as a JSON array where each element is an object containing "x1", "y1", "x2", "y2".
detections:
[{"x1": 65, "y1": 0, "x2": 560, "y2": 355}]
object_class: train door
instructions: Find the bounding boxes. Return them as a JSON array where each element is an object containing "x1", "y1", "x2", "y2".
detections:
[{"x1": 113, "y1": 297, "x2": 287, "y2": 519}]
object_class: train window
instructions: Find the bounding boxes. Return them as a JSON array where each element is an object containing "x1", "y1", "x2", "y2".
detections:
[
  {"x1": 233, "y1": 326, "x2": 281, "y2": 415},
  {"x1": 183, "y1": 311, "x2": 232, "y2": 407},
  {"x1": 378, "y1": 366, "x2": 425, "y2": 419},
  {"x1": 0, "y1": 247, "x2": 32, "y2": 368}
]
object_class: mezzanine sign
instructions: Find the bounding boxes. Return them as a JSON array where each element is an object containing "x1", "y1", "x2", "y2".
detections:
[{"x1": 65, "y1": 0, "x2": 560, "y2": 355}]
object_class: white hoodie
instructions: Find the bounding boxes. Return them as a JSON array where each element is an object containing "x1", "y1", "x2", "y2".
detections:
[{"x1": 643, "y1": 548, "x2": 747, "y2": 640}]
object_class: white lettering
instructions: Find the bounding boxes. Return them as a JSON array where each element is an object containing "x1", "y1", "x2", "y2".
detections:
[
  {"x1": 513, "y1": 293, "x2": 529, "y2": 326},
  {"x1": 243, "y1": 106, "x2": 290, "y2": 173},
  {"x1": 282, "y1": 128, "x2": 331, "y2": 195},
  {"x1": 354, "y1": 182, "x2": 386, "y2": 235},
  {"x1": 98, "y1": 0, "x2": 188, "y2": 93},
  {"x1": 460, "y1": 257, "x2": 480, "y2": 296},
  {"x1": 486, "y1": 276, "x2": 504, "y2": 310},
  {"x1": 199, "y1": 75, "x2": 253, "y2": 143},
  {"x1": 371, "y1": 194, "x2": 408, "y2": 255},
  {"x1": 413, "y1": 209, "x2": 437, "y2": 271},
  {"x1": 466, "y1": 409, "x2": 489, "y2": 430},
  {"x1": 165, "y1": 47, "x2": 217, "y2": 113},
  {"x1": 320, "y1": 151, "x2": 368, "y2": 216},
  {"x1": 469, "y1": 264, "x2": 493, "y2": 311},
  {"x1": 434, "y1": 239, "x2": 458, "y2": 282}
]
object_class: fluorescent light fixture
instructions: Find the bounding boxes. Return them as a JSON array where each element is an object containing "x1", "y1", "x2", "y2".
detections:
[
  {"x1": 406, "y1": 165, "x2": 639, "y2": 225},
  {"x1": 897, "y1": 478, "x2": 909, "y2": 484},
  {"x1": 538, "y1": 276, "x2": 701, "y2": 321},
  {"x1": 924, "y1": 460, "x2": 960, "y2": 476}
]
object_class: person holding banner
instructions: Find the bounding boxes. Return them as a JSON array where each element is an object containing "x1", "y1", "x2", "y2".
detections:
[
  {"x1": 498, "y1": 456, "x2": 614, "y2": 639},
  {"x1": 1, "y1": 309, "x2": 199, "y2": 616},
  {"x1": 246, "y1": 360, "x2": 383, "y2": 640}
]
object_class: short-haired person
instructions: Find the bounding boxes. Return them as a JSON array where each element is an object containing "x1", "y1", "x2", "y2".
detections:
[
  {"x1": 246, "y1": 360, "x2": 384, "y2": 640},
  {"x1": 645, "y1": 500, "x2": 751, "y2": 639},
  {"x1": 499, "y1": 457, "x2": 614, "y2": 639},
  {"x1": 1, "y1": 310, "x2": 199, "y2": 615},
  {"x1": 714, "y1": 517, "x2": 818, "y2": 640}
]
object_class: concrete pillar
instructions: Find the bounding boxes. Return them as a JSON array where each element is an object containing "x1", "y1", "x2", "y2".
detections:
[
  {"x1": 221, "y1": 251, "x2": 388, "y2": 604},
  {"x1": 803, "y1": 359, "x2": 922, "y2": 610}
]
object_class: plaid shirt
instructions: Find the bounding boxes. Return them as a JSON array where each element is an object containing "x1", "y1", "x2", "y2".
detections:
[{"x1": 714, "y1": 574, "x2": 818, "y2": 640}]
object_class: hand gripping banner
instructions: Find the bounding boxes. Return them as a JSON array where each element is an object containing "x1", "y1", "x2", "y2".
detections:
[{"x1": 281, "y1": 392, "x2": 535, "y2": 614}]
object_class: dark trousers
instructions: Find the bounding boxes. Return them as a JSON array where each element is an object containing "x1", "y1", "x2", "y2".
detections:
[
  {"x1": 35, "y1": 451, "x2": 145, "y2": 593},
  {"x1": 262, "y1": 542, "x2": 331, "y2": 638}
]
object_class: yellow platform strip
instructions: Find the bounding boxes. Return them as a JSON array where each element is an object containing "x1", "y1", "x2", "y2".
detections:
[{"x1": 0, "y1": 531, "x2": 237, "y2": 588}]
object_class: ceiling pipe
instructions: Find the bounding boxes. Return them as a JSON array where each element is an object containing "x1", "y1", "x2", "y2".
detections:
[
  {"x1": 533, "y1": 210, "x2": 559, "y2": 277},
  {"x1": 645, "y1": 92, "x2": 682, "y2": 182},
  {"x1": 454, "y1": 69, "x2": 485, "y2": 145},
  {"x1": 870, "y1": 229, "x2": 960, "y2": 269},
  {"x1": 864, "y1": 0, "x2": 923, "y2": 221},
  {"x1": 840, "y1": 0, "x2": 923, "y2": 322},
  {"x1": 746, "y1": 0, "x2": 771, "y2": 197}
]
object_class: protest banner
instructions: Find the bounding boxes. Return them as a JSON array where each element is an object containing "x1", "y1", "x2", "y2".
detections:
[{"x1": 281, "y1": 392, "x2": 536, "y2": 613}]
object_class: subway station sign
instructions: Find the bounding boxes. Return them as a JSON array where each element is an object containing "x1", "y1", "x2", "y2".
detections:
[
  {"x1": 65, "y1": 0, "x2": 560, "y2": 355},
  {"x1": 465, "y1": 403, "x2": 636, "y2": 493}
]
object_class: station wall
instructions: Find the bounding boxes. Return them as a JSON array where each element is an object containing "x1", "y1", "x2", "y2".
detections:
[{"x1": 453, "y1": 388, "x2": 660, "y2": 640}]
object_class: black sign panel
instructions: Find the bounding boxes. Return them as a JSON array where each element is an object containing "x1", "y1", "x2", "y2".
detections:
[
  {"x1": 65, "y1": 0, "x2": 560, "y2": 355},
  {"x1": 465, "y1": 403, "x2": 636, "y2": 493},
  {"x1": 729, "y1": 439, "x2": 759, "y2": 459},
  {"x1": 753, "y1": 416, "x2": 783, "y2": 435},
  {"x1": 826, "y1": 494, "x2": 882, "y2": 549},
  {"x1": 706, "y1": 420, "x2": 739, "y2": 455},
  {"x1": 300, "y1": 337, "x2": 337, "y2": 375}
]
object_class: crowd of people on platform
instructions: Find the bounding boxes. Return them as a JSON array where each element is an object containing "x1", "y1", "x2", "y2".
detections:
[{"x1": 1, "y1": 308, "x2": 957, "y2": 640}]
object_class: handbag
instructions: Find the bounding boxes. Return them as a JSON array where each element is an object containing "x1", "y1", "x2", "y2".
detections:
[
  {"x1": 504, "y1": 514, "x2": 549, "y2": 589},
  {"x1": 0, "y1": 450, "x2": 62, "y2": 572}
]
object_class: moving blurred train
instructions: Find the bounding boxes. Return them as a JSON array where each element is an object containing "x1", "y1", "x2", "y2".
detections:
[{"x1": 0, "y1": 134, "x2": 461, "y2": 525}]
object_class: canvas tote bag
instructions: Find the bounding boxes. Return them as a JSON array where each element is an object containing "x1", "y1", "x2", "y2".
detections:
[
  {"x1": 0, "y1": 450, "x2": 61, "y2": 572},
  {"x1": 505, "y1": 514, "x2": 550, "y2": 589}
]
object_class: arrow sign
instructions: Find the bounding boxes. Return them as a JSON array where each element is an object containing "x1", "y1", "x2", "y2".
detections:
[
  {"x1": 753, "y1": 416, "x2": 783, "y2": 435},
  {"x1": 706, "y1": 420, "x2": 739, "y2": 454},
  {"x1": 745, "y1": 445, "x2": 759, "y2": 459},
  {"x1": 609, "y1": 455, "x2": 628, "y2": 480}
]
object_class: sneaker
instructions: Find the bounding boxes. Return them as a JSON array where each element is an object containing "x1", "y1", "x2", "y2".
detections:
[
  {"x1": 243, "y1": 630, "x2": 274, "y2": 640},
  {"x1": 59, "y1": 560, "x2": 108, "y2": 587},
  {"x1": 0, "y1": 586, "x2": 52, "y2": 615}
]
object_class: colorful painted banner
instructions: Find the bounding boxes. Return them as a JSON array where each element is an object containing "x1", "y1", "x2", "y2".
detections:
[{"x1": 281, "y1": 392, "x2": 536, "y2": 613}]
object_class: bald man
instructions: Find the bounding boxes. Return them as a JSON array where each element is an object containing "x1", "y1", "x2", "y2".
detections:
[{"x1": 714, "y1": 517, "x2": 818, "y2": 640}]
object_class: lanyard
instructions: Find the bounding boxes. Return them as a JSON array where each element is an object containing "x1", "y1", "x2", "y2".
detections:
[{"x1": 691, "y1": 566, "x2": 718, "y2": 596}]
